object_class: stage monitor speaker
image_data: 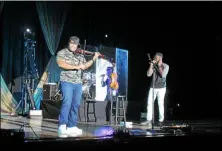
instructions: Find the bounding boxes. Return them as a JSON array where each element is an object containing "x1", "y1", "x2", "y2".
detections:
[
  {"x1": 41, "y1": 100, "x2": 61, "y2": 119},
  {"x1": 0, "y1": 129, "x2": 25, "y2": 143},
  {"x1": 43, "y1": 83, "x2": 58, "y2": 100}
]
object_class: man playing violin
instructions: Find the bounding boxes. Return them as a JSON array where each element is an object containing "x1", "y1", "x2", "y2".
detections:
[
  {"x1": 56, "y1": 36, "x2": 100, "y2": 137},
  {"x1": 141, "y1": 52, "x2": 169, "y2": 126}
]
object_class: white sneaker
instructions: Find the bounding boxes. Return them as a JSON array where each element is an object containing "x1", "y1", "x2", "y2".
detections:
[
  {"x1": 66, "y1": 127, "x2": 83, "y2": 137},
  {"x1": 58, "y1": 125, "x2": 68, "y2": 138}
]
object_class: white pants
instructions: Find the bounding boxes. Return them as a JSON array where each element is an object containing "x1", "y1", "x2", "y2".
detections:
[{"x1": 147, "y1": 87, "x2": 166, "y2": 122}]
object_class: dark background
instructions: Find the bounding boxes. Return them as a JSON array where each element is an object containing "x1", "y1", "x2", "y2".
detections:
[{"x1": 0, "y1": 1, "x2": 221, "y2": 121}]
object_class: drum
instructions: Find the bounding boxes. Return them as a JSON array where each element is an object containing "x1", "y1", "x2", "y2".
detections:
[
  {"x1": 82, "y1": 81, "x2": 91, "y2": 95},
  {"x1": 82, "y1": 71, "x2": 96, "y2": 99},
  {"x1": 88, "y1": 83, "x2": 96, "y2": 99},
  {"x1": 82, "y1": 82, "x2": 96, "y2": 99},
  {"x1": 91, "y1": 73, "x2": 96, "y2": 83},
  {"x1": 82, "y1": 72, "x2": 91, "y2": 81}
]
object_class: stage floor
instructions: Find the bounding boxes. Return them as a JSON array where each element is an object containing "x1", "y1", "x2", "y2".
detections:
[{"x1": 1, "y1": 114, "x2": 221, "y2": 141}]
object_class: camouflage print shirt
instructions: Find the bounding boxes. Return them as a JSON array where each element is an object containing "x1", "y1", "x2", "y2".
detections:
[{"x1": 56, "y1": 48, "x2": 86, "y2": 84}]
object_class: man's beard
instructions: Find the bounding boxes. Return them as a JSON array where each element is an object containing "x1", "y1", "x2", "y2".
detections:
[{"x1": 67, "y1": 46, "x2": 76, "y2": 52}]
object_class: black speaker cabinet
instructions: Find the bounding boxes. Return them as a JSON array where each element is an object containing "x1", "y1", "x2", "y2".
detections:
[{"x1": 43, "y1": 83, "x2": 58, "y2": 100}]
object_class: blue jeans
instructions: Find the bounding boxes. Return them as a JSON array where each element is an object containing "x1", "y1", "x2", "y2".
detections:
[{"x1": 58, "y1": 81, "x2": 82, "y2": 127}]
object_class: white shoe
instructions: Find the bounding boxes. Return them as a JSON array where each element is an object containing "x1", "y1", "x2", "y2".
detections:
[
  {"x1": 58, "y1": 125, "x2": 68, "y2": 138},
  {"x1": 66, "y1": 126, "x2": 83, "y2": 137}
]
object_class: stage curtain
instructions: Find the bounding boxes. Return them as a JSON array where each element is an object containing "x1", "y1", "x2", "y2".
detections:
[
  {"x1": 34, "y1": 1, "x2": 68, "y2": 109},
  {"x1": 1, "y1": 73, "x2": 22, "y2": 114},
  {"x1": 0, "y1": 3, "x2": 23, "y2": 88},
  {"x1": 0, "y1": 2, "x2": 25, "y2": 114},
  {"x1": 0, "y1": 2, "x2": 3, "y2": 15}
]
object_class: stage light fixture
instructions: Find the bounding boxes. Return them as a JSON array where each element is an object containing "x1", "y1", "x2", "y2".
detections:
[
  {"x1": 26, "y1": 29, "x2": 31, "y2": 33},
  {"x1": 17, "y1": 28, "x2": 39, "y2": 114}
]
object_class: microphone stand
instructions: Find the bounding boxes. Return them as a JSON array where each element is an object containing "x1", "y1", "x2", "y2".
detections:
[
  {"x1": 151, "y1": 63, "x2": 161, "y2": 130},
  {"x1": 151, "y1": 67, "x2": 156, "y2": 130},
  {"x1": 151, "y1": 63, "x2": 162, "y2": 130}
]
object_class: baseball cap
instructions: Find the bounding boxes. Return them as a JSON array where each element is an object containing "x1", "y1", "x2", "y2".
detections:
[{"x1": 69, "y1": 36, "x2": 80, "y2": 44}]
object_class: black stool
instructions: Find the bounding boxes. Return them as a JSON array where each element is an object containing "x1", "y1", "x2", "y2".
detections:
[
  {"x1": 111, "y1": 95, "x2": 126, "y2": 126},
  {"x1": 85, "y1": 99, "x2": 97, "y2": 122}
]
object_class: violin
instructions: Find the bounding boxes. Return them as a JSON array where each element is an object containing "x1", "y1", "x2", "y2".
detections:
[
  {"x1": 74, "y1": 48, "x2": 105, "y2": 58},
  {"x1": 109, "y1": 63, "x2": 119, "y2": 90},
  {"x1": 110, "y1": 73, "x2": 119, "y2": 90}
]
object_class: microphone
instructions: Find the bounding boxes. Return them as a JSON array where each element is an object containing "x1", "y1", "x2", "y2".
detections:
[{"x1": 147, "y1": 53, "x2": 157, "y2": 65}]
